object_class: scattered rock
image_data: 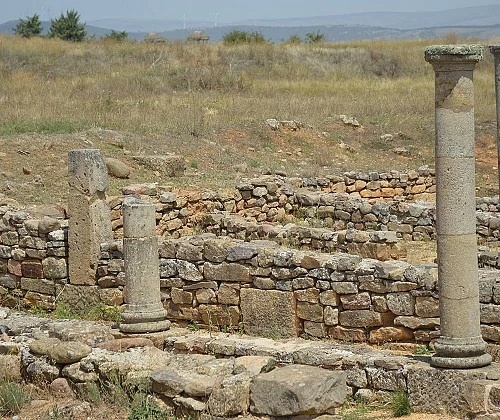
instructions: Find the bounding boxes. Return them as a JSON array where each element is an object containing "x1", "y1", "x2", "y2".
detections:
[
  {"x1": 97, "y1": 337, "x2": 155, "y2": 352},
  {"x1": 340, "y1": 115, "x2": 361, "y2": 127},
  {"x1": 105, "y1": 158, "x2": 131, "y2": 179}
]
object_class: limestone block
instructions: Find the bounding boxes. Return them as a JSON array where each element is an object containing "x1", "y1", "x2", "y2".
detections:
[
  {"x1": 407, "y1": 362, "x2": 488, "y2": 417},
  {"x1": 217, "y1": 284, "x2": 240, "y2": 305},
  {"x1": 304, "y1": 321, "x2": 327, "y2": 338},
  {"x1": 366, "y1": 367, "x2": 406, "y2": 391},
  {"x1": 20, "y1": 278, "x2": 64, "y2": 295},
  {"x1": 328, "y1": 326, "x2": 366, "y2": 342},
  {"x1": 330, "y1": 282, "x2": 358, "y2": 294},
  {"x1": 132, "y1": 154, "x2": 186, "y2": 177},
  {"x1": 30, "y1": 337, "x2": 91, "y2": 364},
  {"x1": 250, "y1": 364, "x2": 347, "y2": 416},
  {"x1": 415, "y1": 296, "x2": 440, "y2": 317},
  {"x1": 386, "y1": 292, "x2": 414, "y2": 315},
  {"x1": 369, "y1": 327, "x2": 414, "y2": 344},
  {"x1": 294, "y1": 288, "x2": 319, "y2": 303},
  {"x1": 394, "y1": 316, "x2": 440, "y2": 329},
  {"x1": 195, "y1": 288, "x2": 216, "y2": 304},
  {"x1": 42, "y1": 257, "x2": 67, "y2": 279},
  {"x1": 199, "y1": 304, "x2": 240, "y2": 327},
  {"x1": 297, "y1": 302, "x2": 323, "y2": 322},
  {"x1": 480, "y1": 304, "x2": 500, "y2": 324},
  {"x1": 240, "y1": 289, "x2": 298, "y2": 338},
  {"x1": 339, "y1": 310, "x2": 383, "y2": 328},
  {"x1": 340, "y1": 292, "x2": 371, "y2": 310},
  {"x1": 68, "y1": 149, "x2": 108, "y2": 195},
  {"x1": 207, "y1": 373, "x2": 251, "y2": 417},
  {"x1": 204, "y1": 262, "x2": 250, "y2": 282},
  {"x1": 171, "y1": 287, "x2": 193, "y2": 305}
]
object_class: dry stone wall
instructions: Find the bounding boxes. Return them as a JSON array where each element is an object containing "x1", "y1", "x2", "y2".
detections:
[
  {"x1": 1, "y1": 166, "x2": 500, "y2": 346},
  {"x1": 93, "y1": 234, "x2": 500, "y2": 345}
]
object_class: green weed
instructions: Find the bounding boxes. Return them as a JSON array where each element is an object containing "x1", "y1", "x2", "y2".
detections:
[
  {"x1": 0, "y1": 381, "x2": 30, "y2": 416},
  {"x1": 389, "y1": 389, "x2": 412, "y2": 417}
]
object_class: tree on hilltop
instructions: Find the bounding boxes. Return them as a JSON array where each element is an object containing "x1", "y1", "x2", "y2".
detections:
[
  {"x1": 14, "y1": 14, "x2": 42, "y2": 38},
  {"x1": 48, "y1": 10, "x2": 86, "y2": 42}
]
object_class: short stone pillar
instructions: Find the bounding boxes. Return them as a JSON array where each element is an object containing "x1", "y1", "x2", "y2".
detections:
[
  {"x1": 119, "y1": 198, "x2": 169, "y2": 333},
  {"x1": 68, "y1": 149, "x2": 113, "y2": 285},
  {"x1": 489, "y1": 45, "x2": 500, "y2": 193},
  {"x1": 425, "y1": 45, "x2": 491, "y2": 368}
]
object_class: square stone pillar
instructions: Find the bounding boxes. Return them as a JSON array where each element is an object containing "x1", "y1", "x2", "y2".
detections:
[
  {"x1": 424, "y1": 45, "x2": 491, "y2": 369},
  {"x1": 68, "y1": 149, "x2": 113, "y2": 286}
]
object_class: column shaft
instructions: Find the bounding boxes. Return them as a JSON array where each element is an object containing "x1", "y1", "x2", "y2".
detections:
[{"x1": 425, "y1": 45, "x2": 491, "y2": 369}]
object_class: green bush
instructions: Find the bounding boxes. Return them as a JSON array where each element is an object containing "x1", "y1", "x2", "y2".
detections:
[
  {"x1": 305, "y1": 31, "x2": 326, "y2": 43},
  {"x1": 48, "y1": 9, "x2": 86, "y2": 42},
  {"x1": 103, "y1": 30, "x2": 128, "y2": 41},
  {"x1": 13, "y1": 14, "x2": 42, "y2": 38},
  {"x1": 223, "y1": 30, "x2": 267, "y2": 44}
]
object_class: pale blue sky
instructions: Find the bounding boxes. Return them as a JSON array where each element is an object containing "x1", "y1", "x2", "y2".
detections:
[{"x1": 1, "y1": 0, "x2": 499, "y2": 22}]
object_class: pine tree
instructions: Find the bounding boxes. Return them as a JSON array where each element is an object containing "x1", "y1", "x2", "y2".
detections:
[
  {"x1": 48, "y1": 10, "x2": 86, "y2": 42},
  {"x1": 13, "y1": 14, "x2": 42, "y2": 38}
]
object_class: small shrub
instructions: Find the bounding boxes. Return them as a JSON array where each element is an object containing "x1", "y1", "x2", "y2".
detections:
[
  {"x1": 223, "y1": 30, "x2": 267, "y2": 44},
  {"x1": 128, "y1": 392, "x2": 169, "y2": 420},
  {"x1": 0, "y1": 381, "x2": 30, "y2": 415},
  {"x1": 103, "y1": 30, "x2": 128, "y2": 41},
  {"x1": 389, "y1": 389, "x2": 412, "y2": 417},
  {"x1": 305, "y1": 31, "x2": 326, "y2": 43},
  {"x1": 52, "y1": 303, "x2": 75, "y2": 319}
]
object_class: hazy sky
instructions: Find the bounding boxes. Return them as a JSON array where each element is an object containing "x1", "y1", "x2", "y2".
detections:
[{"x1": 1, "y1": 0, "x2": 498, "y2": 22}]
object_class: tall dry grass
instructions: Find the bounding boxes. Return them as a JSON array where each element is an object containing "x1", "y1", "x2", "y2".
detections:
[
  {"x1": 0, "y1": 35, "x2": 494, "y2": 139},
  {"x1": 0, "y1": 34, "x2": 497, "y2": 194}
]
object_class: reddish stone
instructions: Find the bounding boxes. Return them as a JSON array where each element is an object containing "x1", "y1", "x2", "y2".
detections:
[{"x1": 21, "y1": 261, "x2": 43, "y2": 278}]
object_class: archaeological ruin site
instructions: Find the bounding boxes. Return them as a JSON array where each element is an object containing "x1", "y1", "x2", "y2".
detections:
[{"x1": 3, "y1": 44, "x2": 500, "y2": 418}]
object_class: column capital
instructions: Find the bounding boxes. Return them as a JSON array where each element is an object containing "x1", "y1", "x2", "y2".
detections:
[{"x1": 425, "y1": 44, "x2": 483, "y2": 65}]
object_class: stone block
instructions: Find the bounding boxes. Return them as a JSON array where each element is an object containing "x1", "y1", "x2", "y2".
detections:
[
  {"x1": 303, "y1": 321, "x2": 327, "y2": 338},
  {"x1": 328, "y1": 326, "x2": 366, "y2": 342},
  {"x1": 407, "y1": 362, "x2": 489, "y2": 417},
  {"x1": 340, "y1": 292, "x2": 371, "y2": 310},
  {"x1": 240, "y1": 289, "x2": 298, "y2": 338},
  {"x1": 415, "y1": 296, "x2": 440, "y2": 317},
  {"x1": 297, "y1": 302, "x2": 323, "y2": 322},
  {"x1": 369, "y1": 327, "x2": 413, "y2": 344},
  {"x1": 366, "y1": 367, "x2": 406, "y2": 391},
  {"x1": 204, "y1": 262, "x2": 250, "y2": 282},
  {"x1": 386, "y1": 292, "x2": 414, "y2": 315},
  {"x1": 339, "y1": 310, "x2": 383, "y2": 328},
  {"x1": 250, "y1": 364, "x2": 346, "y2": 416},
  {"x1": 132, "y1": 154, "x2": 185, "y2": 177}
]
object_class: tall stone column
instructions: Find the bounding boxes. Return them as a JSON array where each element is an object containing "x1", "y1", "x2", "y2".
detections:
[
  {"x1": 425, "y1": 45, "x2": 491, "y2": 368},
  {"x1": 68, "y1": 149, "x2": 113, "y2": 285},
  {"x1": 489, "y1": 45, "x2": 500, "y2": 193},
  {"x1": 119, "y1": 198, "x2": 169, "y2": 333}
]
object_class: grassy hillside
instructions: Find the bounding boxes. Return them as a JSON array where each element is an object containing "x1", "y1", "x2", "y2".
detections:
[{"x1": 0, "y1": 35, "x2": 497, "y2": 204}]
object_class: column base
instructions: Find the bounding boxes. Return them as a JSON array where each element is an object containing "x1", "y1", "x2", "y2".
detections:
[
  {"x1": 119, "y1": 319, "x2": 171, "y2": 334},
  {"x1": 431, "y1": 336, "x2": 492, "y2": 369},
  {"x1": 119, "y1": 304, "x2": 170, "y2": 333}
]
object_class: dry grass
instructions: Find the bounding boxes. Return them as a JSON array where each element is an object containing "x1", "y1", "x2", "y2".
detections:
[{"x1": 0, "y1": 34, "x2": 498, "y2": 204}]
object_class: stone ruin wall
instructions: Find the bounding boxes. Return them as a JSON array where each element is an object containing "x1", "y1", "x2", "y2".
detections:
[{"x1": 1, "y1": 166, "x2": 500, "y2": 345}]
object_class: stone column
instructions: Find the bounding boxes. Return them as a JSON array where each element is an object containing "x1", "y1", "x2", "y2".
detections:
[
  {"x1": 489, "y1": 45, "x2": 500, "y2": 193},
  {"x1": 425, "y1": 45, "x2": 491, "y2": 368},
  {"x1": 119, "y1": 198, "x2": 169, "y2": 333},
  {"x1": 68, "y1": 149, "x2": 112, "y2": 285}
]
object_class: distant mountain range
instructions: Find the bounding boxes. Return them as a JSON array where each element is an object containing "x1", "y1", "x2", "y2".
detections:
[{"x1": 2, "y1": 5, "x2": 500, "y2": 42}]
